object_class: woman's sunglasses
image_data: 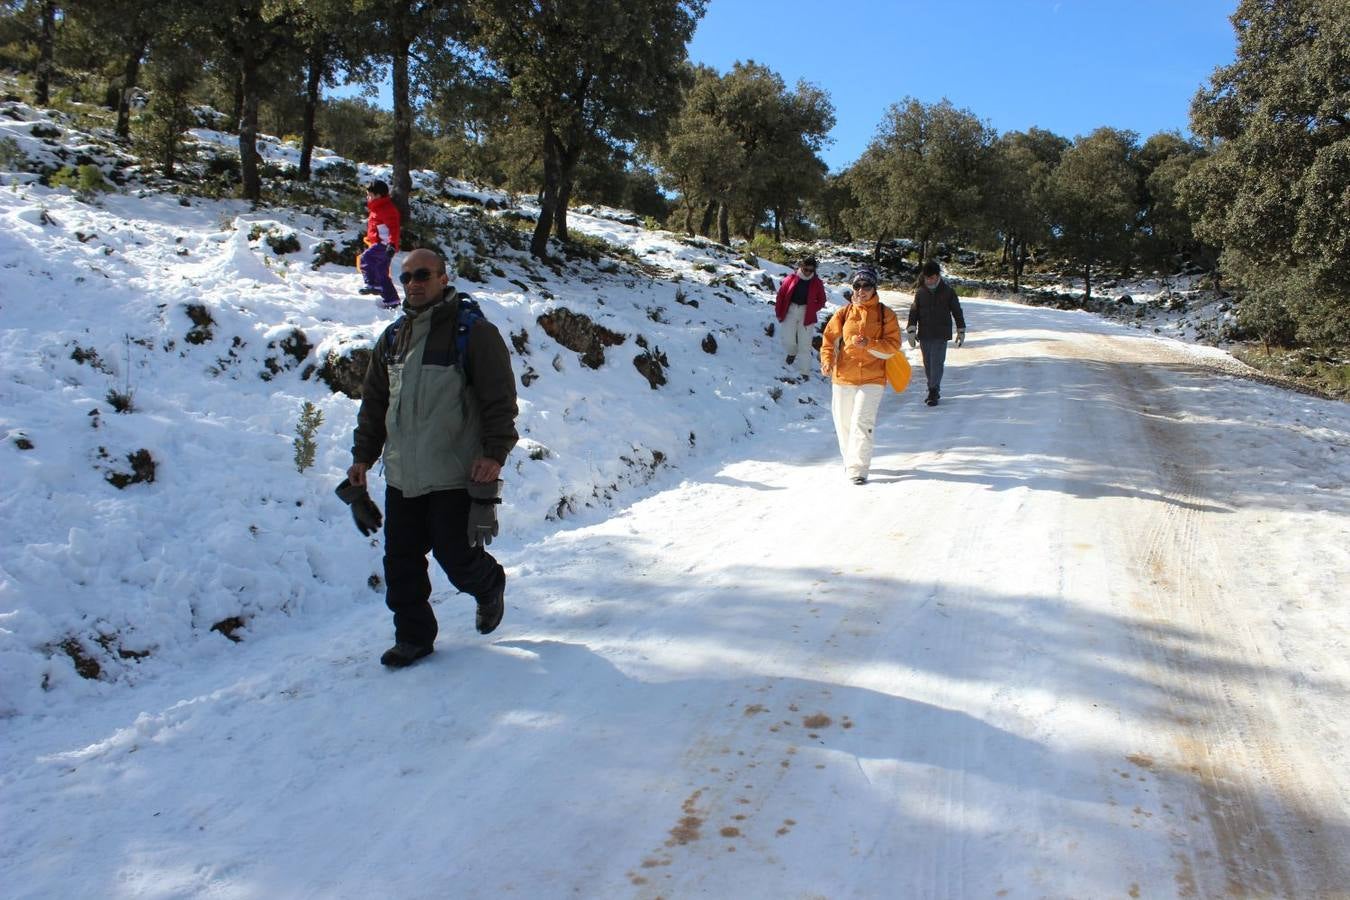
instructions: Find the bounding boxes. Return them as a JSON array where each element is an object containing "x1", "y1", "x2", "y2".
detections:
[{"x1": 398, "y1": 268, "x2": 437, "y2": 285}]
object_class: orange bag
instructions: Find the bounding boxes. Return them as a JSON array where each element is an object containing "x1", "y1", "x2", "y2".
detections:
[{"x1": 885, "y1": 348, "x2": 911, "y2": 392}]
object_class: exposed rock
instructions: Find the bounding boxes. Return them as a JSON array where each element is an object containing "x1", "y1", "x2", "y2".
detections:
[
  {"x1": 183, "y1": 304, "x2": 214, "y2": 345},
  {"x1": 702, "y1": 333, "x2": 718, "y2": 354},
  {"x1": 313, "y1": 347, "x2": 372, "y2": 399},
  {"x1": 633, "y1": 347, "x2": 669, "y2": 389},
  {"x1": 106, "y1": 448, "x2": 156, "y2": 488},
  {"x1": 211, "y1": 616, "x2": 246, "y2": 643},
  {"x1": 262, "y1": 328, "x2": 312, "y2": 380},
  {"x1": 536, "y1": 307, "x2": 626, "y2": 369}
]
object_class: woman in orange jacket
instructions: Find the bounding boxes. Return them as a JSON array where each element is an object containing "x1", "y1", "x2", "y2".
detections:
[{"x1": 819, "y1": 265, "x2": 902, "y2": 484}]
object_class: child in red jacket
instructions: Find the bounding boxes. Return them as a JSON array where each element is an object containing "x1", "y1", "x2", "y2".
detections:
[{"x1": 358, "y1": 180, "x2": 401, "y2": 309}]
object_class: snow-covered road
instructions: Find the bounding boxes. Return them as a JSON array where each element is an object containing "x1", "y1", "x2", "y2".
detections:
[{"x1": 5, "y1": 296, "x2": 1348, "y2": 898}]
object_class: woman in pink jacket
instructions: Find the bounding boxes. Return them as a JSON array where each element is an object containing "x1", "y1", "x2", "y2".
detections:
[{"x1": 774, "y1": 255, "x2": 827, "y2": 375}]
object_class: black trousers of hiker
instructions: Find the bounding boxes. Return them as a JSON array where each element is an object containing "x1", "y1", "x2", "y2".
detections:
[{"x1": 383, "y1": 486, "x2": 503, "y2": 648}]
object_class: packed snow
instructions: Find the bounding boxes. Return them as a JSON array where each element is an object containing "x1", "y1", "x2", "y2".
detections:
[{"x1": 2, "y1": 121, "x2": 1348, "y2": 898}]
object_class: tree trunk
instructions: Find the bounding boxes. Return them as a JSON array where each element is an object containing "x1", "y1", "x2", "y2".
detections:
[
  {"x1": 717, "y1": 201, "x2": 730, "y2": 247},
  {"x1": 531, "y1": 129, "x2": 563, "y2": 259},
  {"x1": 388, "y1": 4, "x2": 414, "y2": 225},
  {"x1": 552, "y1": 144, "x2": 582, "y2": 242},
  {"x1": 1013, "y1": 240, "x2": 1027, "y2": 293},
  {"x1": 115, "y1": 37, "x2": 148, "y2": 140},
  {"x1": 872, "y1": 235, "x2": 884, "y2": 260},
  {"x1": 298, "y1": 43, "x2": 325, "y2": 182},
  {"x1": 1083, "y1": 262, "x2": 1092, "y2": 302},
  {"x1": 772, "y1": 207, "x2": 782, "y2": 242},
  {"x1": 238, "y1": 56, "x2": 261, "y2": 203},
  {"x1": 698, "y1": 199, "x2": 716, "y2": 237},
  {"x1": 35, "y1": 0, "x2": 56, "y2": 105},
  {"x1": 682, "y1": 202, "x2": 694, "y2": 236},
  {"x1": 231, "y1": 71, "x2": 244, "y2": 126}
]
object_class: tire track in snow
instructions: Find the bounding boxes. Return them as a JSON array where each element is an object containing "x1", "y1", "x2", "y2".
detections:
[{"x1": 1096, "y1": 333, "x2": 1349, "y2": 896}]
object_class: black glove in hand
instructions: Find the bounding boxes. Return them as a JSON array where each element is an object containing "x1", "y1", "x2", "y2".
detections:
[
  {"x1": 955, "y1": 329, "x2": 966, "y2": 348},
  {"x1": 466, "y1": 479, "x2": 502, "y2": 548},
  {"x1": 335, "y1": 478, "x2": 383, "y2": 536}
]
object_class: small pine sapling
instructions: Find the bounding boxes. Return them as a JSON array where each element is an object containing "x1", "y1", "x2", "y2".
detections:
[{"x1": 293, "y1": 401, "x2": 324, "y2": 473}]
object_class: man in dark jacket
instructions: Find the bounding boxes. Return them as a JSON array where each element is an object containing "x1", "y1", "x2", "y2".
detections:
[
  {"x1": 906, "y1": 259, "x2": 967, "y2": 406},
  {"x1": 347, "y1": 248, "x2": 519, "y2": 668}
]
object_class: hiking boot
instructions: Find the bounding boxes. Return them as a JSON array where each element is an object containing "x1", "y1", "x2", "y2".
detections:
[
  {"x1": 359, "y1": 286, "x2": 380, "y2": 296},
  {"x1": 785, "y1": 354, "x2": 796, "y2": 366},
  {"x1": 380, "y1": 300, "x2": 401, "y2": 310},
  {"x1": 925, "y1": 389, "x2": 939, "y2": 406},
  {"x1": 476, "y1": 582, "x2": 505, "y2": 635},
  {"x1": 380, "y1": 642, "x2": 433, "y2": 668},
  {"x1": 851, "y1": 475, "x2": 867, "y2": 485}
]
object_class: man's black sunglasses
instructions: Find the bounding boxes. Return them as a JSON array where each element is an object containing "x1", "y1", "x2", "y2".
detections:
[{"x1": 398, "y1": 267, "x2": 437, "y2": 285}]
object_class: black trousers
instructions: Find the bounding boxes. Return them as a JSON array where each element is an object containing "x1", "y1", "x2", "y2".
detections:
[{"x1": 383, "y1": 486, "x2": 504, "y2": 647}]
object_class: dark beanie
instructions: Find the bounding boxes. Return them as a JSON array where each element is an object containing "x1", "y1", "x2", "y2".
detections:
[
  {"x1": 851, "y1": 265, "x2": 879, "y2": 286},
  {"x1": 368, "y1": 180, "x2": 389, "y2": 196}
]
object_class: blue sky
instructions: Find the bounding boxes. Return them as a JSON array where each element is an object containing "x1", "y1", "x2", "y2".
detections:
[
  {"x1": 336, "y1": 0, "x2": 1238, "y2": 174},
  {"x1": 687, "y1": 0, "x2": 1238, "y2": 171}
]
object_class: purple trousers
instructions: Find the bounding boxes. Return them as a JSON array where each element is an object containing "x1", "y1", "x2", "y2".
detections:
[{"x1": 359, "y1": 243, "x2": 400, "y2": 306}]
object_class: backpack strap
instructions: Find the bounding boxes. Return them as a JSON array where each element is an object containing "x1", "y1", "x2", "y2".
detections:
[
  {"x1": 379, "y1": 292, "x2": 486, "y2": 377},
  {"x1": 380, "y1": 319, "x2": 403, "y2": 364},
  {"x1": 453, "y1": 293, "x2": 484, "y2": 383},
  {"x1": 454, "y1": 294, "x2": 482, "y2": 365}
]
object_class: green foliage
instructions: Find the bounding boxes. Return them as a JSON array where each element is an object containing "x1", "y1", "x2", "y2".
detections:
[
  {"x1": 0, "y1": 137, "x2": 25, "y2": 170},
  {"x1": 984, "y1": 128, "x2": 1068, "y2": 290},
  {"x1": 745, "y1": 233, "x2": 790, "y2": 266},
  {"x1": 652, "y1": 61, "x2": 834, "y2": 244},
  {"x1": 311, "y1": 235, "x2": 367, "y2": 270},
  {"x1": 1135, "y1": 132, "x2": 1209, "y2": 276},
  {"x1": 560, "y1": 232, "x2": 638, "y2": 265},
  {"x1": 1046, "y1": 128, "x2": 1139, "y2": 299},
  {"x1": 843, "y1": 98, "x2": 995, "y2": 261},
  {"x1": 139, "y1": 47, "x2": 200, "y2": 179},
  {"x1": 455, "y1": 254, "x2": 485, "y2": 283},
  {"x1": 805, "y1": 173, "x2": 857, "y2": 242},
  {"x1": 315, "y1": 98, "x2": 396, "y2": 167},
  {"x1": 50, "y1": 164, "x2": 111, "y2": 201},
  {"x1": 292, "y1": 401, "x2": 323, "y2": 473},
  {"x1": 467, "y1": 0, "x2": 708, "y2": 256},
  {"x1": 315, "y1": 159, "x2": 358, "y2": 185},
  {"x1": 269, "y1": 232, "x2": 301, "y2": 255},
  {"x1": 1185, "y1": 0, "x2": 1350, "y2": 346}
]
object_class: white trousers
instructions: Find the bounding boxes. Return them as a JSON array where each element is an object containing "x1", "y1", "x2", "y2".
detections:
[
  {"x1": 780, "y1": 305, "x2": 813, "y2": 372},
  {"x1": 831, "y1": 383, "x2": 885, "y2": 478}
]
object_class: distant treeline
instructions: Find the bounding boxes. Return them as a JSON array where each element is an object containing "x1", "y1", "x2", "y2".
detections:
[{"x1": 1, "y1": 0, "x2": 1344, "y2": 346}]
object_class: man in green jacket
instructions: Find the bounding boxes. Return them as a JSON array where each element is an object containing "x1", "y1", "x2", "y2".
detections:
[{"x1": 347, "y1": 248, "x2": 519, "y2": 668}]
